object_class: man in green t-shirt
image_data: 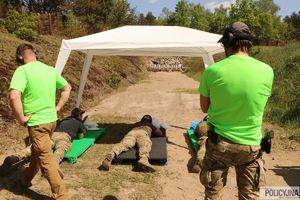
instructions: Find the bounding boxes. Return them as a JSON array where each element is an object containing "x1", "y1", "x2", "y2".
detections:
[
  {"x1": 9, "y1": 44, "x2": 71, "y2": 200},
  {"x1": 199, "y1": 22, "x2": 273, "y2": 199}
]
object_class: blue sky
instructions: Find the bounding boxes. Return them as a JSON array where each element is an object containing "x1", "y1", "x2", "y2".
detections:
[{"x1": 128, "y1": 0, "x2": 300, "y2": 18}]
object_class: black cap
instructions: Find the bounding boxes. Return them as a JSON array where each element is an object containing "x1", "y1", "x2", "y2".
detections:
[
  {"x1": 231, "y1": 21, "x2": 251, "y2": 35},
  {"x1": 218, "y1": 21, "x2": 253, "y2": 43},
  {"x1": 71, "y1": 108, "x2": 85, "y2": 117}
]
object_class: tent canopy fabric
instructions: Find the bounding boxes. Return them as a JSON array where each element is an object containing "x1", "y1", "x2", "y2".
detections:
[{"x1": 54, "y1": 26, "x2": 224, "y2": 106}]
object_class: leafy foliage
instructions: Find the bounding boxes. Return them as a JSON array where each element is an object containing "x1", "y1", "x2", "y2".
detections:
[
  {"x1": 284, "y1": 11, "x2": 300, "y2": 41},
  {"x1": 63, "y1": 11, "x2": 87, "y2": 38},
  {"x1": 107, "y1": 0, "x2": 136, "y2": 28},
  {"x1": 251, "y1": 43, "x2": 300, "y2": 128},
  {"x1": 22, "y1": 0, "x2": 66, "y2": 13},
  {"x1": 72, "y1": 0, "x2": 113, "y2": 32},
  {"x1": 3, "y1": 9, "x2": 38, "y2": 41}
]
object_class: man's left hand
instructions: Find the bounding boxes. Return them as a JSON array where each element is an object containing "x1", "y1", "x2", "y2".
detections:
[{"x1": 19, "y1": 115, "x2": 32, "y2": 126}]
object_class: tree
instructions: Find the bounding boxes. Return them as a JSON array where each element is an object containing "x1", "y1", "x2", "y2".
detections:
[
  {"x1": 229, "y1": 0, "x2": 286, "y2": 39},
  {"x1": 72, "y1": 0, "x2": 113, "y2": 32},
  {"x1": 22, "y1": 0, "x2": 66, "y2": 13},
  {"x1": 209, "y1": 5, "x2": 229, "y2": 34},
  {"x1": 145, "y1": 11, "x2": 156, "y2": 25},
  {"x1": 0, "y1": 0, "x2": 23, "y2": 16},
  {"x1": 137, "y1": 13, "x2": 146, "y2": 25},
  {"x1": 156, "y1": 7, "x2": 171, "y2": 25},
  {"x1": 107, "y1": 0, "x2": 136, "y2": 28},
  {"x1": 254, "y1": 0, "x2": 280, "y2": 15},
  {"x1": 168, "y1": 0, "x2": 190, "y2": 27},
  {"x1": 229, "y1": 0, "x2": 260, "y2": 35},
  {"x1": 63, "y1": 10, "x2": 87, "y2": 38},
  {"x1": 254, "y1": 0, "x2": 283, "y2": 39},
  {"x1": 190, "y1": 4, "x2": 210, "y2": 31},
  {"x1": 284, "y1": 11, "x2": 300, "y2": 40}
]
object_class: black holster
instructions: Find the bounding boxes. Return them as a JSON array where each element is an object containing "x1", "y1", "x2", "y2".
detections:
[
  {"x1": 207, "y1": 130, "x2": 219, "y2": 144},
  {"x1": 261, "y1": 137, "x2": 271, "y2": 154}
]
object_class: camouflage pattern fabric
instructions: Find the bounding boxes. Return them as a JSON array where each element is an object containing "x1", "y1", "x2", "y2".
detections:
[
  {"x1": 110, "y1": 126, "x2": 152, "y2": 158},
  {"x1": 51, "y1": 132, "x2": 72, "y2": 164},
  {"x1": 200, "y1": 137, "x2": 265, "y2": 200}
]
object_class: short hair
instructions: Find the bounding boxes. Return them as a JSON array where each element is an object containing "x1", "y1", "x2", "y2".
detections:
[
  {"x1": 16, "y1": 44, "x2": 35, "y2": 56},
  {"x1": 231, "y1": 39, "x2": 252, "y2": 53}
]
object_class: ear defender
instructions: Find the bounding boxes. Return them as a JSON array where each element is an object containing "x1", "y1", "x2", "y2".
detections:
[
  {"x1": 16, "y1": 47, "x2": 24, "y2": 64},
  {"x1": 219, "y1": 26, "x2": 234, "y2": 47}
]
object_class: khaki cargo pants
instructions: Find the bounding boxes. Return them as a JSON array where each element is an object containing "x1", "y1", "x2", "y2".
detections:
[
  {"x1": 110, "y1": 128, "x2": 152, "y2": 158},
  {"x1": 200, "y1": 136, "x2": 265, "y2": 200},
  {"x1": 18, "y1": 132, "x2": 72, "y2": 165},
  {"x1": 22, "y1": 122, "x2": 67, "y2": 200}
]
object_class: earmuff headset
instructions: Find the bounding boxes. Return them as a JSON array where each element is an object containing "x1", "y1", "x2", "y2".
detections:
[
  {"x1": 16, "y1": 44, "x2": 38, "y2": 64},
  {"x1": 218, "y1": 26, "x2": 253, "y2": 47}
]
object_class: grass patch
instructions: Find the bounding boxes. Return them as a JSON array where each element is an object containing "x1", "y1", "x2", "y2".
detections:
[
  {"x1": 174, "y1": 88, "x2": 199, "y2": 94},
  {"x1": 251, "y1": 43, "x2": 300, "y2": 129}
]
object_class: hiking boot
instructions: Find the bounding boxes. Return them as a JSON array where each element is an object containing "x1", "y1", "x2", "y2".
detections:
[
  {"x1": 137, "y1": 157, "x2": 155, "y2": 172},
  {"x1": 191, "y1": 162, "x2": 201, "y2": 173},
  {"x1": 0, "y1": 155, "x2": 21, "y2": 176},
  {"x1": 101, "y1": 153, "x2": 114, "y2": 171}
]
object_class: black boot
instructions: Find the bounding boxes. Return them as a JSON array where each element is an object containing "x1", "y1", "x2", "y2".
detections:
[{"x1": 101, "y1": 153, "x2": 114, "y2": 171}]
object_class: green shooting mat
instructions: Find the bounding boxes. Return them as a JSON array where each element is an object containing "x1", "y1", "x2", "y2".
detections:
[{"x1": 65, "y1": 128, "x2": 106, "y2": 164}]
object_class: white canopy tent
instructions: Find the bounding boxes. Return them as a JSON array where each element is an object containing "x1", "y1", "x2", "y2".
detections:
[{"x1": 54, "y1": 26, "x2": 224, "y2": 107}]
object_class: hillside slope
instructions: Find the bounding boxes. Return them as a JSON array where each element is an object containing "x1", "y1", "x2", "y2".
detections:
[{"x1": 0, "y1": 32, "x2": 148, "y2": 127}]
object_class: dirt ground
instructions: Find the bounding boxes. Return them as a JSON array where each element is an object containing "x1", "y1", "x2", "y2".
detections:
[{"x1": 0, "y1": 72, "x2": 299, "y2": 200}]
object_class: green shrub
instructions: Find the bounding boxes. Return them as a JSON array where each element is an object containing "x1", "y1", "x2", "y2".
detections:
[
  {"x1": 3, "y1": 9, "x2": 38, "y2": 41},
  {"x1": 109, "y1": 72, "x2": 121, "y2": 89},
  {"x1": 0, "y1": 19, "x2": 8, "y2": 33},
  {"x1": 4, "y1": 9, "x2": 22, "y2": 32},
  {"x1": 63, "y1": 11, "x2": 87, "y2": 38},
  {"x1": 14, "y1": 27, "x2": 37, "y2": 41}
]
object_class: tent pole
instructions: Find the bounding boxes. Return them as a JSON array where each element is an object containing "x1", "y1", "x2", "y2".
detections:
[
  {"x1": 55, "y1": 40, "x2": 72, "y2": 74},
  {"x1": 75, "y1": 53, "x2": 93, "y2": 108},
  {"x1": 203, "y1": 53, "x2": 215, "y2": 68}
]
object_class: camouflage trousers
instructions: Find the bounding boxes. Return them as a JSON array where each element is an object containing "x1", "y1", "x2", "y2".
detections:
[
  {"x1": 200, "y1": 136, "x2": 265, "y2": 200},
  {"x1": 17, "y1": 132, "x2": 72, "y2": 165},
  {"x1": 110, "y1": 128, "x2": 152, "y2": 158}
]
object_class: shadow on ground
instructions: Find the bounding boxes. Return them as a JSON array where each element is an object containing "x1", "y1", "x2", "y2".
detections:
[
  {"x1": 95, "y1": 123, "x2": 134, "y2": 144},
  {"x1": 0, "y1": 172, "x2": 51, "y2": 200},
  {"x1": 103, "y1": 194, "x2": 119, "y2": 200},
  {"x1": 271, "y1": 165, "x2": 300, "y2": 186}
]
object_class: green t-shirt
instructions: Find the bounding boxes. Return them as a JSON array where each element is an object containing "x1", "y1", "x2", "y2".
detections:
[
  {"x1": 199, "y1": 55, "x2": 274, "y2": 145},
  {"x1": 10, "y1": 61, "x2": 67, "y2": 126}
]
